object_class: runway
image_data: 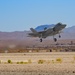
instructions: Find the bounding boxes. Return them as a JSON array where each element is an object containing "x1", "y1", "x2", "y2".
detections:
[
  {"x1": 0, "y1": 52, "x2": 75, "y2": 75},
  {"x1": 0, "y1": 52, "x2": 75, "y2": 63}
]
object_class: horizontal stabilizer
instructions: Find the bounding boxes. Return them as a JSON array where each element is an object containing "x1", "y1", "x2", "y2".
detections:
[{"x1": 30, "y1": 28, "x2": 38, "y2": 33}]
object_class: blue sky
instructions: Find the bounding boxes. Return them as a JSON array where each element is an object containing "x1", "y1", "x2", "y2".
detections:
[{"x1": 0, "y1": 0, "x2": 75, "y2": 32}]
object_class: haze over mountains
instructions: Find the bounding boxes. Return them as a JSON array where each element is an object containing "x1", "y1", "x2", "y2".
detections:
[
  {"x1": 61, "y1": 26, "x2": 75, "y2": 39},
  {"x1": 0, "y1": 26, "x2": 75, "y2": 40},
  {"x1": 0, "y1": 26, "x2": 75, "y2": 47}
]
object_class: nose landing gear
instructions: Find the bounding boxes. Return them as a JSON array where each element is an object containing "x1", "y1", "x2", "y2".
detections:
[
  {"x1": 40, "y1": 34, "x2": 43, "y2": 42},
  {"x1": 59, "y1": 33, "x2": 61, "y2": 38},
  {"x1": 59, "y1": 35, "x2": 61, "y2": 38},
  {"x1": 53, "y1": 34, "x2": 57, "y2": 42}
]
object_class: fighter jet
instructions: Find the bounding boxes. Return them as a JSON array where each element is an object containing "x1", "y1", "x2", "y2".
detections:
[{"x1": 28, "y1": 22, "x2": 66, "y2": 42}]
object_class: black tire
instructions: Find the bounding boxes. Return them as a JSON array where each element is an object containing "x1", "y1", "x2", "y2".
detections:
[
  {"x1": 59, "y1": 35, "x2": 61, "y2": 38},
  {"x1": 54, "y1": 38, "x2": 57, "y2": 42},
  {"x1": 40, "y1": 39, "x2": 42, "y2": 42}
]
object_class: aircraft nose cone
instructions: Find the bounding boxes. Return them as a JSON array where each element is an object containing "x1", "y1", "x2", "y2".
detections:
[
  {"x1": 62, "y1": 24, "x2": 66, "y2": 28},
  {"x1": 64, "y1": 24, "x2": 66, "y2": 27}
]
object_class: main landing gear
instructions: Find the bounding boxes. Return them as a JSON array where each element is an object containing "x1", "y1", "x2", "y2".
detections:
[
  {"x1": 54, "y1": 38, "x2": 57, "y2": 42},
  {"x1": 53, "y1": 34, "x2": 61, "y2": 42},
  {"x1": 59, "y1": 34, "x2": 61, "y2": 38},
  {"x1": 40, "y1": 38, "x2": 42, "y2": 42},
  {"x1": 40, "y1": 34, "x2": 43, "y2": 42},
  {"x1": 39, "y1": 34, "x2": 61, "y2": 42}
]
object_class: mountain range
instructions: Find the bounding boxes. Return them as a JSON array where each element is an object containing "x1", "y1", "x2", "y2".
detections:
[{"x1": 0, "y1": 26, "x2": 75, "y2": 48}]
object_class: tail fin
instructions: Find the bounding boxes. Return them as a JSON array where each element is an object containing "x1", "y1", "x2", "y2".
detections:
[{"x1": 30, "y1": 28, "x2": 38, "y2": 33}]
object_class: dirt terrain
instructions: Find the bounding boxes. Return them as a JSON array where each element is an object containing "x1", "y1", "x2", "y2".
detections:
[{"x1": 0, "y1": 52, "x2": 75, "y2": 75}]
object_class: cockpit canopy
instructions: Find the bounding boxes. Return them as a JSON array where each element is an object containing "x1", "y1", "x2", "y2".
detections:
[{"x1": 35, "y1": 24, "x2": 55, "y2": 32}]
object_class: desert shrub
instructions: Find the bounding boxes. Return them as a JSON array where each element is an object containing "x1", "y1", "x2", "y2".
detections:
[
  {"x1": 24, "y1": 62, "x2": 29, "y2": 64},
  {"x1": 56, "y1": 58, "x2": 62, "y2": 63},
  {"x1": 74, "y1": 56, "x2": 75, "y2": 60},
  {"x1": 8, "y1": 59, "x2": 12, "y2": 63},
  {"x1": 20, "y1": 61, "x2": 24, "y2": 64},
  {"x1": 17, "y1": 62, "x2": 20, "y2": 64},
  {"x1": 17, "y1": 61, "x2": 29, "y2": 64},
  {"x1": 52, "y1": 60, "x2": 55, "y2": 63},
  {"x1": 38, "y1": 60, "x2": 45, "y2": 64},
  {"x1": 28, "y1": 59, "x2": 32, "y2": 63},
  {"x1": 0, "y1": 60, "x2": 1, "y2": 64}
]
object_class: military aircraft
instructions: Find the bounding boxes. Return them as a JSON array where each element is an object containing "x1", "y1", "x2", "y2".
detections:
[{"x1": 28, "y1": 23, "x2": 66, "y2": 42}]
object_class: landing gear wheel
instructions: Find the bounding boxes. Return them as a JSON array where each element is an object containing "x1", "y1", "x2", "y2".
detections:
[
  {"x1": 59, "y1": 35, "x2": 61, "y2": 38},
  {"x1": 54, "y1": 38, "x2": 57, "y2": 42},
  {"x1": 40, "y1": 39, "x2": 42, "y2": 42}
]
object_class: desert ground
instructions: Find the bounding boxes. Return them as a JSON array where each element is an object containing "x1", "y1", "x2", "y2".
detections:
[{"x1": 0, "y1": 52, "x2": 75, "y2": 75}]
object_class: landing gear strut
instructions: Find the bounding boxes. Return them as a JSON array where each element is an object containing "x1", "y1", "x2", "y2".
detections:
[
  {"x1": 40, "y1": 34, "x2": 43, "y2": 42},
  {"x1": 58, "y1": 32, "x2": 61, "y2": 38},
  {"x1": 54, "y1": 38, "x2": 57, "y2": 42},
  {"x1": 59, "y1": 35, "x2": 61, "y2": 38},
  {"x1": 53, "y1": 34, "x2": 57, "y2": 42},
  {"x1": 40, "y1": 38, "x2": 42, "y2": 42},
  {"x1": 58, "y1": 31, "x2": 61, "y2": 38}
]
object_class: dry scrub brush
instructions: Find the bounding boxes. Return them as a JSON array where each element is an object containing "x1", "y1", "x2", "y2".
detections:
[
  {"x1": 56, "y1": 58, "x2": 62, "y2": 63},
  {"x1": 7, "y1": 59, "x2": 12, "y2": 64},
  {"x1": 38, "y1": 59, "x2": 46, "y2": 64}
]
